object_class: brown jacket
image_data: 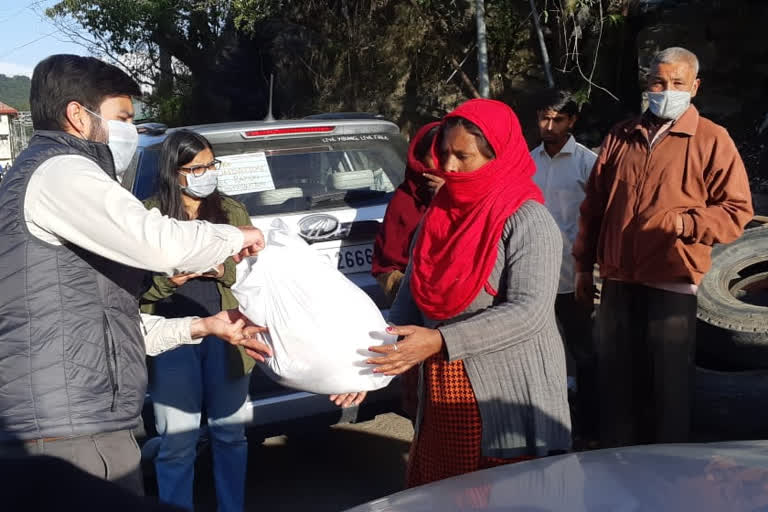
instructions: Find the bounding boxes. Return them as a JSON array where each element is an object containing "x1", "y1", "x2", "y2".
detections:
[{"x1": 573, "y1": 106, "x2": 753, "y2": 285}]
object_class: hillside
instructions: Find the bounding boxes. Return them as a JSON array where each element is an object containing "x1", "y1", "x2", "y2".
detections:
[{"x1": 0, "y1": 74, "x2": 31, "y2": 111}]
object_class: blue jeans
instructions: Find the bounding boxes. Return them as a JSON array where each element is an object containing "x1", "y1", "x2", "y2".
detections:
[{"x1": 150, "y1": 336, "x2": 252, "y2": 512}]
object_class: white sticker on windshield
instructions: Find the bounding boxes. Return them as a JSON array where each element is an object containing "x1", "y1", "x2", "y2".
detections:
[{"x1": 217, "y1": 152, "x2": 276, "y2": 195}]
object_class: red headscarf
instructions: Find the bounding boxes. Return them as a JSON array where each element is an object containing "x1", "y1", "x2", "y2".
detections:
[
  {"x1": 409, "y1": 99, "x2": 543, "y2": 320},
  {"x1": 371, "y1": 122, "x2": 440, "y2": 277}
]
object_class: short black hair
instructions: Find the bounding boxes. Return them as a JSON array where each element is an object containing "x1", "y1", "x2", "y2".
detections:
[
  {"x1": 30, "y1": 54, "x2": 142, "y2": 131},
  {"x1": 534, "y1": 89, "x2": 579, "y2": 116}
]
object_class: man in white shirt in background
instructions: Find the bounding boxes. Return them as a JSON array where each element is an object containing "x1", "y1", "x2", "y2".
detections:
[
  {"x1": 531, "y1": 89, "x2": 598, "y2": 447},
  {"x1": 0, "y1": 54, "x2": 269, "y2": 494}
]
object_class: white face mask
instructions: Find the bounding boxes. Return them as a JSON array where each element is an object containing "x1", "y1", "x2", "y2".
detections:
[
  {"x1": 646, "y1": 90, "x2": 691, "y2": 121},
  {"x1": 182, "y1": 170, "x2": 219, "y2": 198},
  {"x1": 106, "y1": 119, "x2": 139, "y2": 178},
  {"x1": 83, "y1": 107, "x2": 139, "y2": 179}
]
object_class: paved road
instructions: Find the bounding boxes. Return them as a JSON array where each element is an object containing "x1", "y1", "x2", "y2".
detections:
[{"x1": 146, "y1": 413, "x2": 415, "y2": 511}]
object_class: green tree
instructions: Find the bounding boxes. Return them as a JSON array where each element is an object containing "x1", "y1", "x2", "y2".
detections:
[
  {"x1": 45, "y1": 0, "x2": 478, "y2": 126},
  {"x1": 227, "y1": 0, "x2": 537, "y2": 130},
  {"x1": 47, "y1": 0, "x2": 256, "y2": 124},
  {"x1": 44, "y1": 0, "x2": 550, "y2": 132},
  {"x1": 0, "y1": 74, "x2": 32, "y2": 111}
]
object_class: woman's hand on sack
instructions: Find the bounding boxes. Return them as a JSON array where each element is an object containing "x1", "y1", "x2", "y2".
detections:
[
  {"x1": 366, "y1": 325, "x2": 444, "y2": 376},
  {"x1": 207, "y1": 310, "x2": 273, "y2": 362},
  {"x1": 169, "y1": 272, "x2": 201, "y2": 287},
  {"x1": 329, "y1": 392, "x2": 367, "y2": 408},
  {"x1": 234, "y1": 227, "x2": 266, "y2": 262}
]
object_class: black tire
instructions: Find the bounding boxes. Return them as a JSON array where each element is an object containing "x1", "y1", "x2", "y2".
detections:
[
  {"x1": 696, "y1": 225, "x2": 768, "y2": 371},
  {"x1": 693, "y1": 366, "x2": 768, "y2": 441}
]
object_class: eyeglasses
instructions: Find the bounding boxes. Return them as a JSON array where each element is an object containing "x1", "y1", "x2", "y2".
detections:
[{"x1": 178, "y1": 159, "x2": 222, "y2": 177}]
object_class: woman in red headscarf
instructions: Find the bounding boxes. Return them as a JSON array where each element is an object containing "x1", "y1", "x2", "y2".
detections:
[
  {"x1": 367, "y1": 99, "x2": 572, "y2": 487},
  {"x1": 372, "y1": 122, "x2": 443, "y2": 304}
]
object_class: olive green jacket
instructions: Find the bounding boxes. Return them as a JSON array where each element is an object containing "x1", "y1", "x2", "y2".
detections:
[{"x1": 140, "y1": 195, "x2": 256, "y2": 377}]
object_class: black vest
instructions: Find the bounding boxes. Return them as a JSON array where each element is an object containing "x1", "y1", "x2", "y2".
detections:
[{"x1": 0, "y1": 132, "x2": 148, "y2": 440}]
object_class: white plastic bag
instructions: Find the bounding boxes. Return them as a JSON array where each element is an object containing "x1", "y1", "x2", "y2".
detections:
[{"x1": 232, "y1": 219, "x2": 396, "y2": 394}]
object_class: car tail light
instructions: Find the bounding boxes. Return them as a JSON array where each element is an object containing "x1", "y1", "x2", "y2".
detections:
[{"x1": 242, "y1": 126, "x2": 336, "y2": 138}]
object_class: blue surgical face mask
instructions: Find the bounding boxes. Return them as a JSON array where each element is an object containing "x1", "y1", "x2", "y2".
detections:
[{"x1": 646, "y1": 90, "x2": 691, "y2": 121}]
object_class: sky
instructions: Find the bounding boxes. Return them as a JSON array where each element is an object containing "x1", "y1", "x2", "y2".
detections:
[{"x1": 0, "y1": 0, "x2": 89, "y2": 77}]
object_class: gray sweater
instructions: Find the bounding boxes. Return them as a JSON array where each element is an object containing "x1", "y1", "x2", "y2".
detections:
[{"x1": 390, "y1": 200, "x2": 572, "y2": 458}]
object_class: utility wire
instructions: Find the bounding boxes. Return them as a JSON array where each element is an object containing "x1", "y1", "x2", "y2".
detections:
[{"x1": 0, "y1": 29, "x2": 59, "y2": 60}]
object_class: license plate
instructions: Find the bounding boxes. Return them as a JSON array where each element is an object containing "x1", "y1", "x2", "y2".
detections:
[{"x1": 322, "y1": 244, "x2": 374, "y2": 274}]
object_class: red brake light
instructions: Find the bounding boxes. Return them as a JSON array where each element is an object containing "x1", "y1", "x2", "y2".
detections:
[{"x1": 243, "y1": 126, "x2": 335, "y2": 137}]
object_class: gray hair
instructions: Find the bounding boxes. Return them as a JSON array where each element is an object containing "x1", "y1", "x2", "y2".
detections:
[{"x1": 651, "y1": 47, "x2": 700, "y2": 77}]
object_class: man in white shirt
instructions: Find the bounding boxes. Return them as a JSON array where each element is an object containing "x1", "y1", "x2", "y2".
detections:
[
  {"x1": 0, "y1": 54, "x2": 266, "y2": 494},
  {"x1": 531, "y1": 89, "x2": 598, "y2": 446}
]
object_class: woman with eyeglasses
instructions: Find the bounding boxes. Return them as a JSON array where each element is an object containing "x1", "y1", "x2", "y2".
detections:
[{"x1": 139, "y1": 130, "x2": 255, "y2": 512}]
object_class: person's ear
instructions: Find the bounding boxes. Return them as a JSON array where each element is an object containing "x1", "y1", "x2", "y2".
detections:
[
  {"x1": 690, "y1": 78, "x2": 701, "y2": 99},
  {"x1": 65, "y1": 101, "x2": 90, "y2": 138}
]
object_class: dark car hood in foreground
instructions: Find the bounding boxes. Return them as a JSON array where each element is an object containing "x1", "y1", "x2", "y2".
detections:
[{"x1": 346, "y1": 441, "x2": 768, "y2": 511}]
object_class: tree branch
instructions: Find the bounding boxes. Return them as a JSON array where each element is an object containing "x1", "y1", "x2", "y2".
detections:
[
  {"x1": 529, "y1": 0, "x2": 555, "y2": 87},
  {"x1": 150, "y1": 27, "x2": 206, "y2": 76},
  {"x1": 449, "y1": 55, "x2": 482, "y2": 99},
  {"x1": 49, "y1": 17, "x2": 156, "y2": 88},
  {"x1": 586, "y1": 0, "x2": 606, "y2": 99},
  {"x1": 570, "y1": 15, "x2": 619, "y2": 102}
]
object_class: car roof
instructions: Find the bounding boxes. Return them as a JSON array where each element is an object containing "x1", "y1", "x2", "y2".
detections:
[
  {"x1": 344, "y1": 441, "x2": 768, "y2": 512},
  {"x1": 304, "y1": 112, "x2": 387, "y2": 120},
  {"x1": 138, "y1": 118, "x2": 402, "y2": 149}
]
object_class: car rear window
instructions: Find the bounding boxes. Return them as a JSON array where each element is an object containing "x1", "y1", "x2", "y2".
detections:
[{"x1": 133, "y1": 133, "x2": 407, "y2": 216}]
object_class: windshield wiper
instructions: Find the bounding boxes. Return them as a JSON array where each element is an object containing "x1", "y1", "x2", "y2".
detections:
[{"x1": 309, "y1": 190, "x2": 385, "y2": 207}]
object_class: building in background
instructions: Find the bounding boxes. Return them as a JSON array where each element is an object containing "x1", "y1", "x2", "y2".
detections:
[{"x1": 0, "y1": 100, "x2": 19, "y2": 169}]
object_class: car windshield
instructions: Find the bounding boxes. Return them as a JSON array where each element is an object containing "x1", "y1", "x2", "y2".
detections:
[{"x1": 133, "y1": 133, "x2": 407, "y2": 216}]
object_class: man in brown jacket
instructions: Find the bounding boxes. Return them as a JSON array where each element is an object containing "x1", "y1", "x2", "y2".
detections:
[{"x1": 573, "y1": 47, "x2": 753, "y2": 447}]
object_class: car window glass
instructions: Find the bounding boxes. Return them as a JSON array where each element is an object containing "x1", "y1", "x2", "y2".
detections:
[
  {"x1": 214, "y1": 136, "x2": 406, "y2": 216},
  {"x1": 132, "y1": 132, "x2": 407, "y2": 216}
]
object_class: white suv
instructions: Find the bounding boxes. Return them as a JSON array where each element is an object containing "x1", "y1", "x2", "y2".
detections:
[{"x1": 123, "y1": 116, "x2": 407, "y2": 439}]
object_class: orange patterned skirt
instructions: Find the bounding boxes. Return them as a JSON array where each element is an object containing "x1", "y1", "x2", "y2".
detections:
[{"x1": 405, "y1": 354, "x2": 534, "y2": 488}]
